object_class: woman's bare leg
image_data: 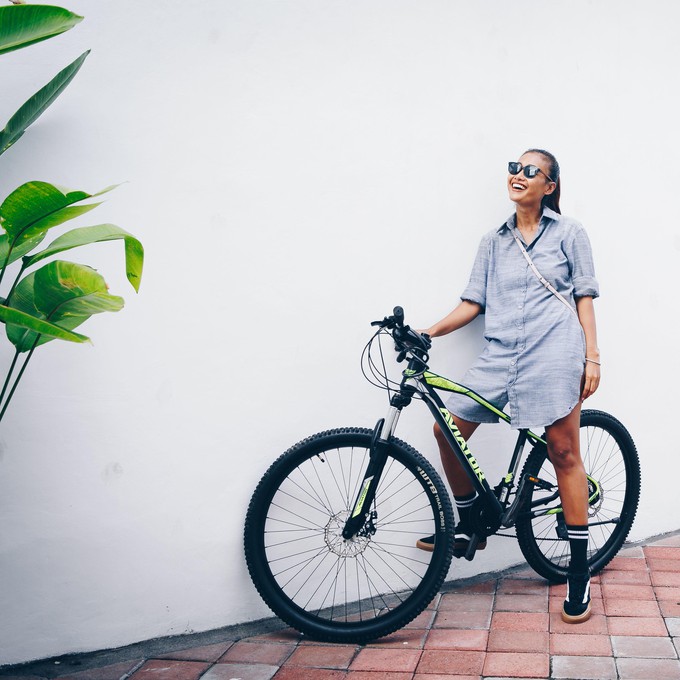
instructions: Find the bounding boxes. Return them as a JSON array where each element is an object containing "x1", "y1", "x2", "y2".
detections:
[
  {"x1": 545, "y1": 403, "x2": 588, "y2": 525},
  {"x1": 433, "y1": 414, "x2": 479, "y2": 497},
  {"x1": 547, "y1": 402, "x2": 592, "y2": 623}
]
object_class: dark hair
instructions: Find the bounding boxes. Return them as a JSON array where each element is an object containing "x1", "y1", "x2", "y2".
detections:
[{"x1": 525, "y1": 148, "x2": 561, "y2": 214}]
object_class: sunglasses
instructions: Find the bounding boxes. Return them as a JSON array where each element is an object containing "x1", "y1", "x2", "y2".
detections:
[{"x1": 508, "y1": 161, "x2": 555, "y2": 183}]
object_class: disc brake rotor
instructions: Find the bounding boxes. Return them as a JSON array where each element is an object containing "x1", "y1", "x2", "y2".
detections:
[{"x1": 325, "y1": 511, "x2": 371, "y2": 557}]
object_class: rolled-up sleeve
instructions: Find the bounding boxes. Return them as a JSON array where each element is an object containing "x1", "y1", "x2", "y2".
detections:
[
  {"x1": 461, "y1": 234, "x2": 491, "y2": 310},
  {"x1": 566, "y1": 225, "x2": 599, "y2": 298}
]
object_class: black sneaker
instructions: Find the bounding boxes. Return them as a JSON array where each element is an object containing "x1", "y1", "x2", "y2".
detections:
[
  {"x1": 415, "y1": 534, "x2": 435, "y2": 552},
  {"x1": 453, "y1": 521, "x2": 486, "y2": 558},
  {"x1": 562, "y1": 571, "x2": 592, "y2": 623},
  {"x1": 416, "y1": 524, "x2": 488, "y2": 555}
]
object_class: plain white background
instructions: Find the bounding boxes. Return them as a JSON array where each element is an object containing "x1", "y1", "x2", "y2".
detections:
[{"x1": 0, "y1": 0, "x2": 679, "y2": 665}]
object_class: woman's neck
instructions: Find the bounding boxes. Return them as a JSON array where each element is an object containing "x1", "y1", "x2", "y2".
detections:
[{"x1": 515, "y1": 204, "x2": 543, "y2": 238}]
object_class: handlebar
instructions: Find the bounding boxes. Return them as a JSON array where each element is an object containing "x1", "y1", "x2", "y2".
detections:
[{"x1": 371, "y1": 306, "x2": 432, "y2": 358}]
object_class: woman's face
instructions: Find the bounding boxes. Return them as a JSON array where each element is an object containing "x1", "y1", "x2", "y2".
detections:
[{"x1": 507, "y1": 151, "x2": 556, "y2": 208}]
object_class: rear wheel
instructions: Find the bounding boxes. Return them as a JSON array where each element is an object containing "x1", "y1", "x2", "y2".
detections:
[
  {"x1": 244, "y1": 428, "x2": 455, "y2": 643},
  {"x1": 516, "y1": 410, "x2": 640, "y2": 582}
]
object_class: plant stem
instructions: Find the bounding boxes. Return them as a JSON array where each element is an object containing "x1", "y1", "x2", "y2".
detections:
[
  {"x1": 0, "y1": 342, "x2": 38, "y2": 425},
  {"x1": 0, "y1": 349, "x2": 20, "y2": 409},
  {"x1": 5, "y1": 263, "x2": 26, "y2": 304},
  {"x1": 0, "y1": 252, "x2": 10, "y2": 291}
]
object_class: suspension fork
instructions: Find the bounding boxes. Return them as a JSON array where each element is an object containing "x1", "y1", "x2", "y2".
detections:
[{"x1": 341, "y1": 405, "x2": 403, "y2": 540}]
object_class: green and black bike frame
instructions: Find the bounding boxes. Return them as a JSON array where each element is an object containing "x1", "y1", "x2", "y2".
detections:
[{"x1": 342, "y1": 355, "x2": 602, "y2": 551}]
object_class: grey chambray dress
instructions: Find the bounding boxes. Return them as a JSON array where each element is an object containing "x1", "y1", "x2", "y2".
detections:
[{"x1": 446, "y1": 206, "x2": 599, "y2": 429}]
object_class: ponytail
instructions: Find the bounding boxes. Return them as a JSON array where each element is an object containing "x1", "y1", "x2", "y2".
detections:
[{"x1": 525, "y1": 148, "x2": 561, "y2": 215}]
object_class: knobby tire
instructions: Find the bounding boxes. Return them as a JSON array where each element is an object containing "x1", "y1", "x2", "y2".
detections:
[{"x1": 244, "y1": 428, "x2": 455, "y2": 643}]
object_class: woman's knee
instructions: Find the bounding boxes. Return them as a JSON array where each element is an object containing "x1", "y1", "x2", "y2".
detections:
[{"x1": 547, "y1": 439, "x2": 581, "y2": 472}]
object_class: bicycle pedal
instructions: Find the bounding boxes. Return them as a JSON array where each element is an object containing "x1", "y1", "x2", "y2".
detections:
[{"x1": 526, "y1": 475, "x2": 555, "y2": 491}]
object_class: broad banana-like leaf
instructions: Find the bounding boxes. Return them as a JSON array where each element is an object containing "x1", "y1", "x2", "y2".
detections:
[
  {"x1": 0, "y1": 231, "x2": 46, "y2": 267},
  {"x1": 22, "y1": 224, "x2": 144, "y2": 292},
  {"x1": 0, "y1": 50, "x2": 89, "y2": 156},
  {"x1": 0, "y1": 5, "x2": 82, "y2": 56},
  {"x1": 6, "y1": 260, "x2": 124, "y2": 352},
  {"x1": 0, "y1": 181, "x2": 112, "y2": 266},
  {"x1": 0, "y1": 303, "x2": 89, "y2": 345}
]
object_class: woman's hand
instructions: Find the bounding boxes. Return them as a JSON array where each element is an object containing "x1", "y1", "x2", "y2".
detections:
[{"x1": 581, "y1": 359, "x2": 600, "y2": 401}]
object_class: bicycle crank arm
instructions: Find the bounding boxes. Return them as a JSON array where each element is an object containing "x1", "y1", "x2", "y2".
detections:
[
  {"x1": 464, "y1": 534, "x2": 481, "y2": 561},
  {"x1": 501, "y1": 473, "x2": 557, "y2": 528}
]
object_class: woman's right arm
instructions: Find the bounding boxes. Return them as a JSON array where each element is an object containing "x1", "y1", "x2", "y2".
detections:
[{"x1": 425, "y1": 300, "x2": 482, "y2": 338}]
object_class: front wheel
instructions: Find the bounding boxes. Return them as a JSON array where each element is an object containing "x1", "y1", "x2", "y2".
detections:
[
  {"x1": 244, "y1": 428, "x2": 455, "y2": 643},
  {"x1": 516, "y1": 410, "x2": 640, "y2": 582}
]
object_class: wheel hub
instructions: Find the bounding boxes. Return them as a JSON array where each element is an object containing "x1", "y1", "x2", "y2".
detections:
[
  {"x1": 325, "y1": 511, "x2": 371, "y2": 557},
  {"x1": 588, "y1": 478, "x2": 604, "y2": 515}
]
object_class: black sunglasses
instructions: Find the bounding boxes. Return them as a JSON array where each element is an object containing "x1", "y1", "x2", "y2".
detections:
[{"x1": 508, "y1": 161, "x2": 555, "y2": 183}]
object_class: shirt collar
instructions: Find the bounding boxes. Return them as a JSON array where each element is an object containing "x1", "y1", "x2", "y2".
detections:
[{"x1": 497, "y1": 206, "x2": 560, "y2": 233}]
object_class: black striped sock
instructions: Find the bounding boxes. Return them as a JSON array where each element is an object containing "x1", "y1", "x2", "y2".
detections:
[
  {"x1": 566, "y1": 524, "x2": 589, "y2": 573},
  {"x1": 454, "y1": 492, "x2": 477, "y2": 526}
]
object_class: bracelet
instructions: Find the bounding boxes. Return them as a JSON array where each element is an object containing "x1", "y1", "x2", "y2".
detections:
[{"x1": 585, "y1": 358, "x2": 601, "y2": 366}]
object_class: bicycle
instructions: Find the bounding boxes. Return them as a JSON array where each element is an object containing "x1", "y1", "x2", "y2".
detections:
[{"x1": 244, "y1": 307, "x2": 640, "y2": 643}]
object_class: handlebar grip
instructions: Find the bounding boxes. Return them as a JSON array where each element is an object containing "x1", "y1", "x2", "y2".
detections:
[{"x1": 393, "y1": 306, "x2": 404, "y2": 326}]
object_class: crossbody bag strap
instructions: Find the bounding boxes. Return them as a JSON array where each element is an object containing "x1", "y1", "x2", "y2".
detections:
[{"x1": 511, "y1": 228, "x2": 577, "y2": 318}]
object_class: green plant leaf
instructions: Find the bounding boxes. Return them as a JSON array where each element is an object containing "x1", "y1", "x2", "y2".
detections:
[
  {"x1": 0, "y1": 50, "x2": 89, "y2": 156},
  {"x1": 0, "y1": 231, "x2": 46, "y2": 267},
  {"x1": 0, "y1": 303, "x2": 89, "y2": 345},
  {"x1": 22, "y1": 224, "x2": 144, "y2": 292},
  {"x1": 0, "y1": 5, "x2": 82, "y2": 55},
  {"x1": 6, "y1": 261, "x2": 124, "y2": 352},
  {"x1": 0, "y1": 181, "x2": 113, "y2": 267}
]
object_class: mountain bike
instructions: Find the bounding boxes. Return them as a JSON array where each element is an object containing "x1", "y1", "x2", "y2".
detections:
[{"x1": 244, "y1": 307, "x2": 640, "y2": 643}]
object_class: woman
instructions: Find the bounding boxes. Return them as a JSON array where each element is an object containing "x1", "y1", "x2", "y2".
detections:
[{"x1": 417, "y1": 149, "x2": 600, "y2": 624}]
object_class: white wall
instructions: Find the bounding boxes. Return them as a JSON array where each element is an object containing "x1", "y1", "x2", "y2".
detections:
[{"x1": 0, "y1": 0, "x2": 678, "y2": 665}]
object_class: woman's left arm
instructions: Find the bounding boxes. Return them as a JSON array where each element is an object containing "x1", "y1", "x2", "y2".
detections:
[{"x1": 576, "y1": 296, "x2": 600, "y2": 401}]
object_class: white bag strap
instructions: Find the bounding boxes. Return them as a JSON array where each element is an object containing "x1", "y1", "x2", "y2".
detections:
[{"x1": 511, "y1": 229, "x2": 577, "y2": 318}]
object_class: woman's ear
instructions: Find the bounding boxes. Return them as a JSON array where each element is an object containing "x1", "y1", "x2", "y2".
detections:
[{"x1": 544, "y1": 182, "x2": 557, "y2": 197}]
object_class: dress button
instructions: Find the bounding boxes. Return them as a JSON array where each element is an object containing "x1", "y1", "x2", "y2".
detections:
[{"x1": 510, "y1": 360, "x2": 516, "y2": 366}]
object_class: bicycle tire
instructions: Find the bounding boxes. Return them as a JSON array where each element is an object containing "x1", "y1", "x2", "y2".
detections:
[
  {"x1": 516, "y1": 409, "x2": 640, "y2": 582},
  {"x1": 244, "y1": 427, "x2": 455, "y2": 643}
]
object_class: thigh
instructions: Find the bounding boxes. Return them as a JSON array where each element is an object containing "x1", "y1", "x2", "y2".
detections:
[{"x1": 545, "y1": 403, "x2": 581, "y2": 456}]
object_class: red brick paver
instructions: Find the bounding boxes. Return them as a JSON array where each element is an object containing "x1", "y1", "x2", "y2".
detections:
[
  {"x1": 550, "y1": 632, "x2": 612, "y2": 656},
  {"x1": 487, "y1": 630, "x2": 549, "y2": 653},
  {"x1": 285, "y1": 645, "x2": 356, "y2": 669},
  {"x1": 349, "y1": 648, "x2": 421, "y2": 673},
  {"x1": 482, "y1": 651, "x2": 550, "y2": 678},
  {"x1": 424, "y1": 628, "x2": 488, "y2": 650},
  {"x1": 416, "y1": 649, "x2": 485, "y2": 675},
  {"x1": 129, "y1": 660, "x2": 211, "y2": 679},
  {"x1": 9, "y1": 532, "x2": 680, "y2": 680},
  {"x1": 221, "y1": 641, "x2": 295, "y2": 665},
  {"x1": 607, "y1": 615, "x2": 669, "y2": 636}
]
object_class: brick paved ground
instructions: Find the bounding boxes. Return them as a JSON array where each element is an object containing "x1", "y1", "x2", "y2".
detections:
[{"x1": 2, "y1": 534, "x2": 680, "y2": 680}]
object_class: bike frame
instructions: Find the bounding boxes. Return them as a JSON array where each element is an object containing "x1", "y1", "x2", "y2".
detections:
[{"x1": 344, "y1": 351, "x2": 602, "y2": 551}]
